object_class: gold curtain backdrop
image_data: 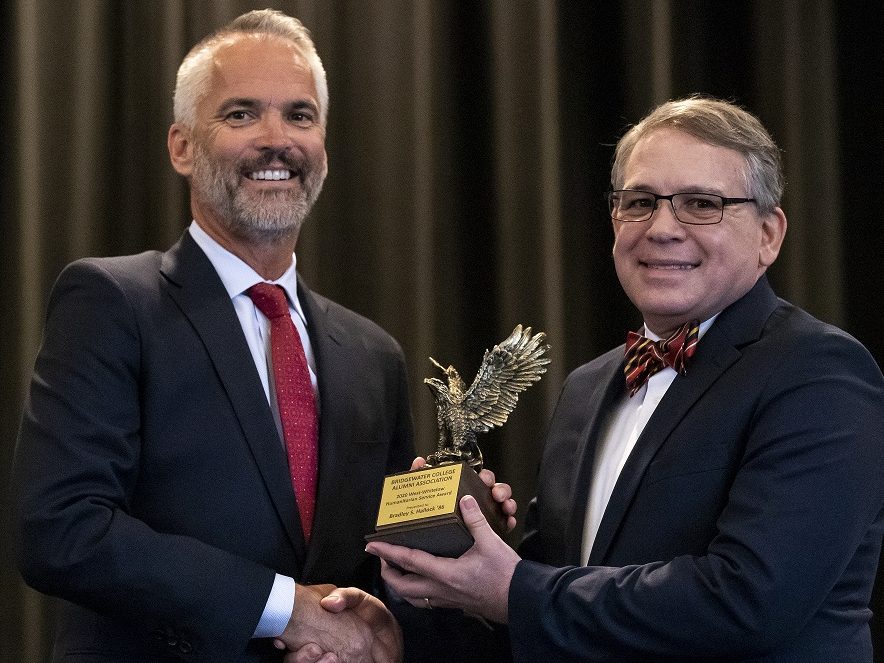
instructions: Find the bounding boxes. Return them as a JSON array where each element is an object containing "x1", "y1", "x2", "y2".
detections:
[{"x1": 1, "y1": 1, "x2": 881, "y2": 661}]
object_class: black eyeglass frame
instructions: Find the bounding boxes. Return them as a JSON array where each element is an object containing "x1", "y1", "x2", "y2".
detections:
[{"x1": 607, "y1": 189, "x2": 757, "y2": 225}]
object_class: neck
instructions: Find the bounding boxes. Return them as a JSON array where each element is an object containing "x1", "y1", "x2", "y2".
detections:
[
  {"x1": 643, "y1": 319, "x2": 693, "y2": 339},
  {"x1": 229, "y1": 241, "x2": 296, "y2": 281},
  {"x1": 194, "y1": 215, "x2": 297, "y2": 281}
]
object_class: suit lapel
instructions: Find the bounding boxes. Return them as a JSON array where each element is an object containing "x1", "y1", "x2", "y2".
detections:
[
  {"x1": 295, "y1": 278, "x2": 357, "y2": 578},
  {"x1": 160, "y1": 234, "x2": 307, "y2": 564},
  {"x1": 588, "y1": 277, "x2": 780, "y2": 564},
  {"x1": 563, "y1": 354, "x2": 626, "y2": 564}
]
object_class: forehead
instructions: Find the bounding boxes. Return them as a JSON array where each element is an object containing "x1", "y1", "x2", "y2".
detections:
[
  {"x1": 624, "y1": 128, "x2": 747, "y2": 193},
  {"x1": 202, "y1": 35, "x2": 317, "y2": 108}
]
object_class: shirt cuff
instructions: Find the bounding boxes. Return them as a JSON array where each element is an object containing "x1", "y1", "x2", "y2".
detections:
[{"x1": 253, "y1": 574, "x2": 296, "y2": 638}]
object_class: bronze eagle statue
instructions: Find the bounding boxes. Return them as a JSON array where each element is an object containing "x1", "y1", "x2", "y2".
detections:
[{"x1": 424, "y1": 325, "x2": 551, "y2": 471}]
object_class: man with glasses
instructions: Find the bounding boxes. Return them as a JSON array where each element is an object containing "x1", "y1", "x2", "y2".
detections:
[{"x1": 367, "y1": 96, "x2": 884, "y2": 661}]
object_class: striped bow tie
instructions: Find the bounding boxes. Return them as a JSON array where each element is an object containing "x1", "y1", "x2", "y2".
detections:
[{"x1": 624, "y1": 320, "x2": 700, "y2": 397}]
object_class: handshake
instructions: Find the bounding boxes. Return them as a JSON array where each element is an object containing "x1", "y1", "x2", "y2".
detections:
[
  {"x1": 274, "y1": 583, "x2": 402, "y2": 663},
  {"x1": 272, "y1": 461, "x2": 518, "y2": 662}
]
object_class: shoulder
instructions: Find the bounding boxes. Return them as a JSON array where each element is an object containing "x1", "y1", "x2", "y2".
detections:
[
  {"x1": 46, "y1": 251, "x2": 168, "y2": 320},
  {"x1": 759, "y1": 299, "x2": 880, "y2": 382},
  {"x1": 55, "y1": 251, "x2": 165, "y2": 294},
  {"x1": 725, "y1": 299, "x2": 884, "y2": 453}
]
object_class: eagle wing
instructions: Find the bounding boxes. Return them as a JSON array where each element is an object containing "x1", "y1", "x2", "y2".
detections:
[{"x1": 461, "y1": 325, "x2": 550, "y2": 433}]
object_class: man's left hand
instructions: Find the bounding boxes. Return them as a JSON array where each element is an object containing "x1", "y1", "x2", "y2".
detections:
[{"x1": 365, "y1": 494, "x2": 521, "y2": 624}]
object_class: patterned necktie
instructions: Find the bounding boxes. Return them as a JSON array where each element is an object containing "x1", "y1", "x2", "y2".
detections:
[
  {"x1": 624, "y1": 320, "x2": 700, "y2": 397},
  {"x1": 247, "y1": 283, "x2": 318, "y2": 541}
]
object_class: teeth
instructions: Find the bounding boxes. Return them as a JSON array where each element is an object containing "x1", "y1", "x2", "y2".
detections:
[
  {"x1": 249, "y1": 170, "x2": 292, "y2": 181},
  {"x1": 644, "y1": 262, "x2": 695, "y2": 270}
]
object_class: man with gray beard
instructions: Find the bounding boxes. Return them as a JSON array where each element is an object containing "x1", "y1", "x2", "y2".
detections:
[{"x1": 11, "y1": 9, "x2": 514, "y2": 663}]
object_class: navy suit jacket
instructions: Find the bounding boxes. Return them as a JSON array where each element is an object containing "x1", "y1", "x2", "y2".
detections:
[
  {"x1": 509, "y1": 277, "x2": 884, "y2": 662},
  {"x1": 13, "y1": 233, "x2": 415, "y2": 662}
]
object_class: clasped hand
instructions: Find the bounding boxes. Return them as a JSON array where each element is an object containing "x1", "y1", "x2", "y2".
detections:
[
  {"x1": 274, "y1": 584, "x2": 402, "y2": 663},
  {"x1": 277, "y1": 459, "x2": 517, "y2": 661}
]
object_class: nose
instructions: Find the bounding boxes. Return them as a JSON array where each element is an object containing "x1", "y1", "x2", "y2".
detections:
[
  {"x1": 646, "y1": 198, "x2": 684, "y2": 237},
  {"x1": 254, "y1": 111, "x2": 293, "y2": 150}
]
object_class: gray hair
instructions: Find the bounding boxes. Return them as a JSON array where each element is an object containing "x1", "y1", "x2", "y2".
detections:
[
  {"x1": 173, "y1": 9, "x2": 329, "y2": 129},
  {"x1": 611, "y1": 96, "x2": 784, "y2": 213}
]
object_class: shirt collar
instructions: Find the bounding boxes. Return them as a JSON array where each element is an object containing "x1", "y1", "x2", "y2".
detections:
[
  {"x1": 643, "y1": 315, "x2": 718, "y2": 342},
  {"x1": 187, "y1": 220, "x2": 308, "y2": 325}
]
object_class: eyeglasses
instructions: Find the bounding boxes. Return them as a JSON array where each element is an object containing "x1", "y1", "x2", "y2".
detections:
[{"x1": 607, "y1": 189, "x2": 757, "y2": 225}]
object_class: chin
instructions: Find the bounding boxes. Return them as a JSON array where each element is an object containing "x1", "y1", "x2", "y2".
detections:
[{"x1": 236, "y1": 221, "x2": 302, "y2": 244}]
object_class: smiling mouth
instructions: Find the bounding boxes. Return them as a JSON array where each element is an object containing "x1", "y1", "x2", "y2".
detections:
[
  {"x1": 247, "y1": 169, "x2": 297, "y2": 181},
  {"x1": 641, "y1": 260, "x2": 699, "y2": 270}
]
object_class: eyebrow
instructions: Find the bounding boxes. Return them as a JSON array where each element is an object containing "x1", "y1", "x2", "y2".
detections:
[
  {"x1": 624, "y1": 183, "x2": 730, "y2": 197},
  {"x1": 286, "y1": 100, "x2": 320, "y2": 116},
  {"x1": 214, "y1": 97, "x2": 319, "y2": 116},
  {"x1": 215, "y1": 98, "x2": 261, "y2": 115}
]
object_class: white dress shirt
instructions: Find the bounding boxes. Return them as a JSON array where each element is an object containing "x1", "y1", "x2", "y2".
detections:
[
  {"x1": 581, "y1": 317, "x2": 717, "y2": 562},
  {"x1": 188, "y1": 221, "x2": 312, "y2": 638}
]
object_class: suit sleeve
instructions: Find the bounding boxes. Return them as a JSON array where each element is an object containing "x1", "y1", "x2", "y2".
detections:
[
  {"x1": 509, "y1": 329, "x2": 884, "y2": 660},
  {"x1": 12, "y1": 260, "x2": 274, "y2": 657}
]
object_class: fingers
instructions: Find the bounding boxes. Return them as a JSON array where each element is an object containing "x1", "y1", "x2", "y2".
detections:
[
  {"x1": 458, "y1": 495, "x2": 492, "y2": 534},
  {"x1": 280, "y1": 584, "x2": 402, "y2": 662},
  {"x1": 482, "y1": 471, "x2": 518, "y2": 531},
  {"x1": 283, "y1": 653, "x2": 338, "y2": 663},
  {"x1": 490, "y1": 481, "x2": 512, "y2": 504},
  {"x1": 409, "y1": 456, "x2": 427, "y2": 471},
  {"x1": 478, "y1": 468, "x2": 496, "y2": 487},
  {"x1": 282, "y1": 642, "x2": 338, "y2": 663},
  {"x1": 458, "y1": 493, "x2": 517, "y2": 545},
  {"x1": 320, "y1": 585, "x2": 402, "y2": 662},
  {"x1": 281, "y1": 583, "x2": 375, "y2": 656},
  {"x1": 372, "y1": 555, "x2": 445, "y2": 610},
  {"x1": 368, "y1": 497, "x2": 493, "y2": 578},
  {"x1": 367, "y1": 540, "x2": 442, "y2": 580},
  {"x1": 318, "y1": 586, "x2": 367, "y2": 614},
  {"x1": 372, "y1": 610, "x2": 404, "y2": 663}
]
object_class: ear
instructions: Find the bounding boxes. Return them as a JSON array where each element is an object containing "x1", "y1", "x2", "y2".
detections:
[
  {"x1": 168, "y1": 123, "x2": 194, "y2": 177},
  {"x1": 758, "y1": 207, "x2": 787, "y2": 268}
]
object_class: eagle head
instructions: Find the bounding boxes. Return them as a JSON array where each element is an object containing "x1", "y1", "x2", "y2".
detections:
[{"x1": 428, "y1": 357, "x2": 465, "y2": 400}]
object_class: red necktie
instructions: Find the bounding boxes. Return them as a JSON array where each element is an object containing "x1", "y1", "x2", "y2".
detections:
[
  {"x1": 624, "y1": 320, "x2": 699, "y2": 397},
  {"x1": 247, "y1": 283, "x2": 318, "y2": 541}
]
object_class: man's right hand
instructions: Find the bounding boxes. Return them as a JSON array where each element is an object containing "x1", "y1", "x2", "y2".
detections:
[{"x1": 274, "y1": 584, "x2": 402, "y2": 663}]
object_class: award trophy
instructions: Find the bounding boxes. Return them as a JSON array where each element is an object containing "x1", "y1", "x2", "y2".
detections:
[{"x1": 366, "y1": 325, "x2": 550, "y2": 557}]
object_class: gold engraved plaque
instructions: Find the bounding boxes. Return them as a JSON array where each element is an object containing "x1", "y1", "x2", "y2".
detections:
[{"x1": 375, "y1": 464, "x2": 463, "y2": 527}]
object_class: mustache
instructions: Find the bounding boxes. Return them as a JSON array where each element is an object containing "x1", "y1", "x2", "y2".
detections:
[{"x1": 239, "y1": 151, "x2": 309, "y2": 177}]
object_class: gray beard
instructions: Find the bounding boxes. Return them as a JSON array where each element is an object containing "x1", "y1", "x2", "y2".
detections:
[{"x1": 191, "y1": 145, "x2": 325, "y2": 244}]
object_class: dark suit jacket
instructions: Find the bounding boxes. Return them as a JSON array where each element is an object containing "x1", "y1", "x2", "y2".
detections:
[
  {"x1": 12, "y1": 233, "x2": 415, "y2": 662},
  {"x1": 509, "y1": 277, "x2": 884, "y2": 662}
]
